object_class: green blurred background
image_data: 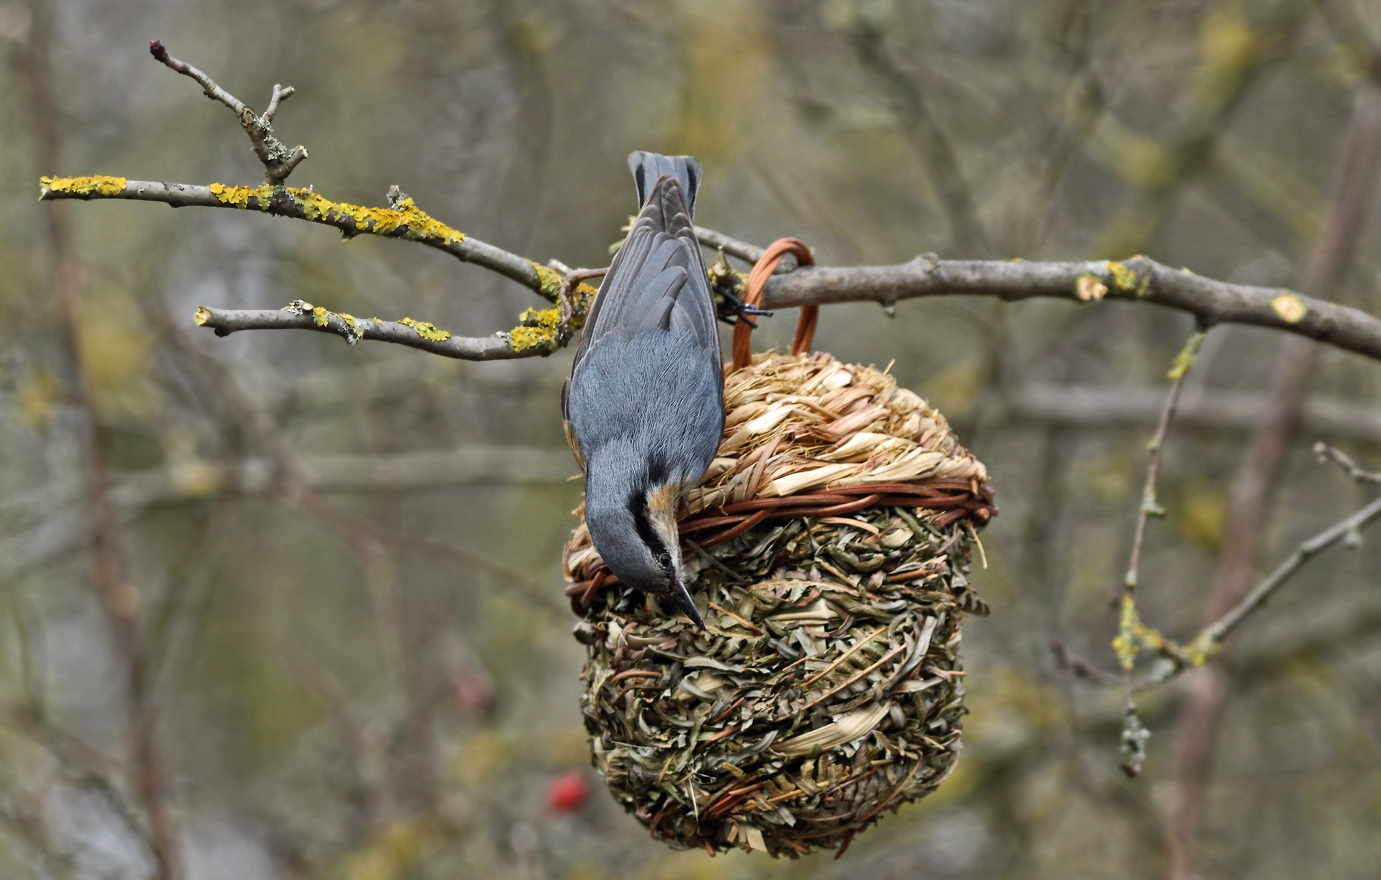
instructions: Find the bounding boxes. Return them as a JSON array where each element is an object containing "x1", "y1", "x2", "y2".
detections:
[{"x1": 2, "y1": 0, "x2": 1379, "y2": 877}]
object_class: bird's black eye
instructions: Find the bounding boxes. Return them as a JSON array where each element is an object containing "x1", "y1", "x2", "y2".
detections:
[{"x1": 657, "y1": 552, "x2": 672, "y2": 570}]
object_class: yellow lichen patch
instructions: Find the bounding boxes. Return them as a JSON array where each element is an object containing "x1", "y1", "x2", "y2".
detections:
[
  {"x1": 194, "y1": 306, "x2": 212, "y2": 326},
  {"x1": 530, "y1": 262, "x2": 563, "y2": 300},
  {"x1": 40, "y1": 175, "x2": 127, "y2": 197},
  {"x1": 1166, "y1": 330, "x2": 1206, "y2": 381},
  {"x1": 338, "y1": 313, "x2": 366, "y2": 344},
  {"x1": 1076, "y1": 275, "x2": 1108, "y2": 302},
  {"x1": 286, "y1": 190, "x2": 465, "y2": 245},
  {"x1": 398, "y1": 317, "x2": 451, "y2": 342},
  {"x1": 511, "y1": 304, "x2": 566, "y2": 352},
  {"x1": 1184, "y1": 631, "x2": 1222, "y2": 667},
  {"x1": 208, "y1": 182, "x2": 260, "y2": 208},
  {"x1": 312, "y1": 306, "x2": 330, "y2": 327},
  {"x1": 510, "y1": 325, "x2": 556, "y2": 352},
  {"x1": 518, "y1": 305, "x2": 560, "y2": 330},
  {"x1": 1113, "y1": 593, "x2": 1200, "y2": 672},
  {"x1": 1271, "y1": 291, "x2": 1307, "y2": 323},
  {"x1": 1113, "y1": 595, "x2": 1139, "y2": 671},
  {"x1": 1107, "y1": 261, "x2": 1137, "y2": 292},
  {"x1": 566, "y1": 282, "x2": 597, "y2": 332}
]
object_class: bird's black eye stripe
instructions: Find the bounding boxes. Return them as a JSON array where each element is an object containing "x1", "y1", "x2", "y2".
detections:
[
  {"x1": 646, "y1": 454, "x2": 669, "y2": 488},
  {"x1": 628, "y1": 488, "x2": 667, "y2": 559}
]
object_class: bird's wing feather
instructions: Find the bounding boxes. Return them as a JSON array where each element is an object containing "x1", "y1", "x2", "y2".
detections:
[{"x1": 570, "y1": 176, "x2": 718, "y2": 379}]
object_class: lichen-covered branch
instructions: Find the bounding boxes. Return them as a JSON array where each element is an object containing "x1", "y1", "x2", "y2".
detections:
[
  {"x1": 761, "y1": 255, "x2": 1381, "y2": 364},
  {"x1": 38, "y1": 39, "x2": 1381, "y2": 367},
  {"x1": 37, "y1": 173, "x2": 1381, "y2": 364},
  {"x1": 194, "y1": 303, "x2": 553, "y2": 360},
  {"x1": 38, "y1": 177, "x2": 561, "y2": 300}
]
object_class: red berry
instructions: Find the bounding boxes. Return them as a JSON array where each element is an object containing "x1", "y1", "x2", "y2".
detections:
[{"x1": 545, "y1": 771, "x2": 591, "y2": 813}]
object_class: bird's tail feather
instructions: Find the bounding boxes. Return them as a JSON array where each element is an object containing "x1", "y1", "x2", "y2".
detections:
[{"x1": 628, "y1": 151, "x2": 701, "y2": 217}]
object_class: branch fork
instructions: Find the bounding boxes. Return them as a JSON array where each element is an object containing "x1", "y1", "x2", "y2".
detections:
[{"x1": 149, "y1": 40, "x2": 306, "y2": 184}]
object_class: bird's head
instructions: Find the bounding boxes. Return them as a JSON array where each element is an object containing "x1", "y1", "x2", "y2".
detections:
[{"x1": 583, "y1": 440, "x2": 704, "y2": 627}]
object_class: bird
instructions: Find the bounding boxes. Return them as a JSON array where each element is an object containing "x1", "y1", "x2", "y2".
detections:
[{"x1": 561, "y1": 151, "x2": 724, "y2": 628}]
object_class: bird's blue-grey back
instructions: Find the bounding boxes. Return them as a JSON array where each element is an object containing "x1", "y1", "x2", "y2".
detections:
[
  {"x1": 564, "y1": 151, "x2": 724, "y2": 487},
  {"x1": 567, "y1": 155, "x2": 721, "y2": 426}
]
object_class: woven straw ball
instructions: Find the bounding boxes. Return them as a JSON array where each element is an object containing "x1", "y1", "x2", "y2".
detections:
[{"x1": 564, "y1": 352, "x2": 994, "y2": 856}]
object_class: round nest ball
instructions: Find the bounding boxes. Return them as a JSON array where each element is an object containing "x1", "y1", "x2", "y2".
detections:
[{"x1": 564, "y1": 352, "x2": 994, "y2": 857}]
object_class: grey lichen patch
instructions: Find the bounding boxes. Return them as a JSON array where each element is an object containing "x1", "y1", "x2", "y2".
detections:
[
  {"x1": 283, "y1": 299, "x2": 369, "y2": 345},
  {"x1": 338, "y1": 313, "x2": 366, "y2": 344}
]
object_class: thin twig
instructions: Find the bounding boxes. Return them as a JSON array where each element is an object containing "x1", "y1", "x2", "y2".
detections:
[
  {"x1": 1128, "y1": 489, "x2": 1381, "y2": 696},
  {"x1": 1202, "y1": 491, "x2": 1381, "y2": 648},
  {"x1": 1313, "y1": 442, "x2": 1381, "y2": 484},
  {"x1": 1112, "y1": 330, "x2": 1205, "y2": 777},
  {"x1": 1050, "y1": 638, "x2": 1122, "y2": 686},
  {"x1": 149, "y1": 40, "x2": 307, "y2": 183},
  {"x1": 1123, "y1": 330, "x2": 1206, "y2": 592},
  {"x1": 262, "y1": 83, "x2": 293, "y2": 123}
]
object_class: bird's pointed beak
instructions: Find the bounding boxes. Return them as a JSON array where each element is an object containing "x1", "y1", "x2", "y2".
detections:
[{"x1": 669, "y1": 579, "x2": 704, "y2": 628}]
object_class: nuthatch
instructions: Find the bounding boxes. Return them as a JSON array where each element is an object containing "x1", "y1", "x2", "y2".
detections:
[{"x1": 561, "y1": 152, "x2": 724, "y2": 627}]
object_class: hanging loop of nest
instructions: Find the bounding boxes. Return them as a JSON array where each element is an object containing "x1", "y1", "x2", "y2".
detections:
[
  {"x1": 731, "y1": 236, "x2": 818, "y2": 370},
  {"x1": 564, "y1": 238, "x2": 995, "y2": 857}
]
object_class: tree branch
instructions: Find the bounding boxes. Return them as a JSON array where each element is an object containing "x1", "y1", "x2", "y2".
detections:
[
  {"x1": 1314, "y1": 442, "x2": 1381, "y2": 484},
  {"x1": 38, "y1": 177, "x2": 558, "y2": 299},
  {"x1": 760, "y1": 255, "x2": 1381, "y2": 364},
  {"x1": 1196, "y1": 492, "x2": 1381, "y2": 655},
  {"x1": 1113, "y1": 330, "x2": 1205, "y2": 777},
  {"x1": 193, "y1": 305, "x2": 542, "y2": 360},
  {"x1": 149, "y1": 40, "x2": 306, "y2": 184},
  {"x1": 38, "y1": 41, "x2": 1381, "y2": 366},
  {"x1": 38, "y1": 173, "x2": 1381, "y2": 364},
  {"x1": 1002, "y1": 385, "x2": 1381, "y2": 440}
]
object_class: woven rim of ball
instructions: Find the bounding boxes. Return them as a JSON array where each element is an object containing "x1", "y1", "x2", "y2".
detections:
[{"x1": 564, "y1": 351, "x2": 995, "y2": 857}]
